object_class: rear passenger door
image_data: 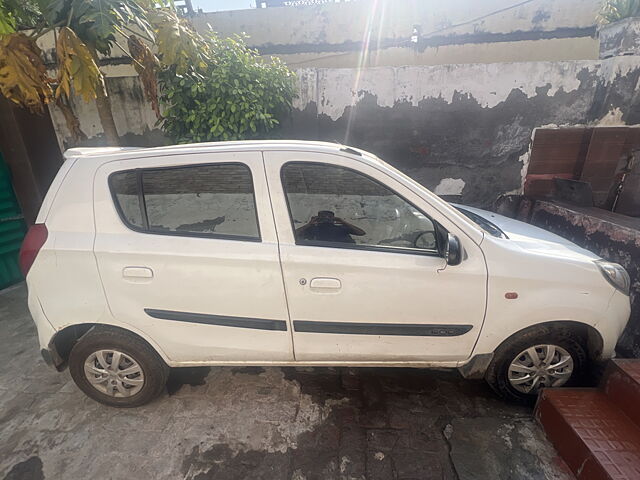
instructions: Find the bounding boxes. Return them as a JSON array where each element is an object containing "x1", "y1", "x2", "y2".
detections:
[{"x1": 93, "y1": 152, "x2": 294, "y2": 364}]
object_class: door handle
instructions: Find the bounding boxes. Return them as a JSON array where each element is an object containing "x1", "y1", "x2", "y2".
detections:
[
  {"x1": 309, "y1": 277, "x2": 341, "y2": 290},
  {"x1": 123, "y1": 267, "x2": 154, "y2": 279}
]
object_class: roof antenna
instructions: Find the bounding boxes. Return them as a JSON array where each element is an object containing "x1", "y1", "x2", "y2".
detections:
[{"x1": 339, "y1": 146, "x2": 362, "y2": 156}]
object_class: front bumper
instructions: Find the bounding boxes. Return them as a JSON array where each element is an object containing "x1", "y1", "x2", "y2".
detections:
[{"x1": 596, "y1": 289, "x2": 632, "y2": 360}]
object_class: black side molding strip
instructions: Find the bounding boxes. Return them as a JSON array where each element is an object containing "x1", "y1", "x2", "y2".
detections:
[
  {"x1": 293, "y1": 321, "x2": 472, "y2": 337},
  {"x1": 145, "y1": 309, "x2": 288, "y2": 331}
]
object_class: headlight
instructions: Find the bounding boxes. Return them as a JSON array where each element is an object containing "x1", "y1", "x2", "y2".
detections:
[{"x1": 595, "y1": 260, "x2": 630, "y2": 296}]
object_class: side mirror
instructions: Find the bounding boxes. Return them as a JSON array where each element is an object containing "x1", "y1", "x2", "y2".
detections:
[{"x1": 445, "y1": 234, "x2": 462, "y2": 266}]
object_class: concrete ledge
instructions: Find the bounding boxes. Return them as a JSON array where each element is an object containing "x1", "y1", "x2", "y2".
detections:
[{"x1": 599, "y1": 17, "x2": 640, "y2": 58}]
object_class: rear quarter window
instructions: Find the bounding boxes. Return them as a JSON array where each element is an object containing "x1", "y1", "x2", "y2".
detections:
[
  {"x1": 109, "y1": 163, "x2": 260, "y2": 241},
  {"x1": 110, "y1": 171, "x2": 143, "y2": 228}
]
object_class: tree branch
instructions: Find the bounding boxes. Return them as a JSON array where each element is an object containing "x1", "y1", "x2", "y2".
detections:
[
  {"x1": 29, "y1": 20, "x2": 66, "y2": 40},
  {"x1": 111, "y1": 33, "x2": 145, "y2": 70},
  {"x1": 118, "y1": 24, "x2": 154, "y2": 43}
]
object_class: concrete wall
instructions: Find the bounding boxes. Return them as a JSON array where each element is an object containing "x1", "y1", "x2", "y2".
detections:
[
  {"x1": 36, "y1": 0, "x2": 603, "y2": 77},
  {"x1": 193, "y1": 0, "x2": 602, "y2": 68},
  {"x1": 282, "y1": 55, "x2": 640, "y2": 207},
  {"x1": 600, "y1": 17, "x2": 640, "y2": 58},
  {"x1": 49, "y1": 54, "x2": 640, "y2": 208},
  {"x1": 49, "y1": 76, "x2": 167, "y2": 151},
  {"x1": 42, "y1": 0, "x2": 640, "y2": 209}
]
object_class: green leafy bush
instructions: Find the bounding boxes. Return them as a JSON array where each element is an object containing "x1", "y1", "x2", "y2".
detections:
[
  {"x1": 598, "y1": 0, "x2": 640, "y2": 24},
  {"x1": 0, "y1": 0, "x2": 41, "y2": 33},
  {"x1": 159, "y1": 33, "x2": 296, "y2": 143}
]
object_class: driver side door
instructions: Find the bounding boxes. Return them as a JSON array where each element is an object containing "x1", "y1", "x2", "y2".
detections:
[{"x1": 263, "y1": 151, "x2": 487, "y2": 363}]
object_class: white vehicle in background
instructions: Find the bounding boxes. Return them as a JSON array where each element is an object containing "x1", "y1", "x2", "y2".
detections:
[{"x1": 20, "y1": 141, "x2": 630, "y2": 407}]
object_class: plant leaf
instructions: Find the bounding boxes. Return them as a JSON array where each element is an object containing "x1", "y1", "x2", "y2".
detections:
[
  {"x1": 0, "y1": 32, "x2": 53, "y2": 112},
  {"x1": 128, "y1": 33, "x2": 161, "y2": 118},
  {"x1": 598, "y1": 0, "x2": 640, "y2": 23},
  {"x1": 147, "y1": 7, "x2": 208, "y2": 75},
  {"x1": 158, "y1": 30, "x2": 296, "y2": 143},
  {"x1": 0, "y1": 2, "x2": 16, "y2": 34},
  {"x1": 55, "y1": 26, "x2": 104, "y2": 103}
]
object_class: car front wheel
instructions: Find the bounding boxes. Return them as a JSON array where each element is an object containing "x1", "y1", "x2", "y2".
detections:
[
  {"x1": 69, "y1": 327, "x2": 169, "y2": 407},
  {"x1": 485, "y1": 326, "x2": 587, "y2": 403}
]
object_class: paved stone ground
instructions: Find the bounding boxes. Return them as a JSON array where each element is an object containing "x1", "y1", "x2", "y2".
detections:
[{"x1": 0, "y1": 284, "x2": 573, "y2": 480}]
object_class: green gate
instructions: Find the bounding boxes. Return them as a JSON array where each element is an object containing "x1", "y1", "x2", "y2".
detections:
[{"x1": 0, "y1": 152, "x2": 26, "y2": 289}]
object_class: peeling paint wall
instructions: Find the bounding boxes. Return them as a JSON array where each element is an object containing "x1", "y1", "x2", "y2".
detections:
[
  {"x1": 193, "y1": 0, "x2": 601, "y2": 68},
  {"x1": 282, "y1": 56, "x2": 640, "y2": 207},
  {"x1": 42, "y1": 0, "x2": 628, "y2": 159},
  {"x1": 600, "y1": 18, "x2": 640, "y2": 59},
  {"x1": 47, "y1": 57, "x2": 639, "y2": 209},
  {"x1": 33, "y1": 0, "x2": 602, "y2": 78},
  {"x1": 48, "y1": 56, "x2": 640, "y2": 207},
  {"x1": 434, "y1": 178, "x2": 466, "y2": 196},
  {"x1": 51, "y1": 56, "x2": 640, "y2": 207},
  {"x1": 49, "y1": 76, "x2": 168, "y2": 151}
]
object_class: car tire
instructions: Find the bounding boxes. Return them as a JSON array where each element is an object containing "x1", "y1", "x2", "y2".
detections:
[
  {"x1": 69, "y1": 327, "x2": 169, "y2": 408},
  {"x1": 485, "y1": 325, "x2": 588, "y2": 404}
]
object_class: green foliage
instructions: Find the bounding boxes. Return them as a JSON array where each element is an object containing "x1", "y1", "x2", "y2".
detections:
[
  {"x1": 159, "y1": 33, "x2": 296, "y2": 143},
  {"x1": 598, "y1": 0, "x2": 640, "y2": 23},
  {"x1": 0, "y1": 0, "x2": 209, "y2": 145},
  {"x1": 31, "y1": 0, "x2": 152, "y2": 55},
  {"x1": 0, "y1": 0, "x2": 41, "y2": 33},
  {"x1": 148, "y1": 7, "x2": 209, "y2": 75},
  {"x1": 0, "y1": 6, "x2": 14, "y2": 34},
  {"x1": 0, "y1": 0, "x2": 16, "y2": 34},
  {"x1": 0, "y1": 0, "x2": 295, "y2": 145}
]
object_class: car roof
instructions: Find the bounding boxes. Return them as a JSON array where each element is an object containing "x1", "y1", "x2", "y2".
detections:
[{"x1": 63, "y1": 140, "x2": 377, "y2": 165}]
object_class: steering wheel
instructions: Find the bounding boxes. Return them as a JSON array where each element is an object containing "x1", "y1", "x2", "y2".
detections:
[
  {"x1": 376, "y1": 230, "x2": 438, "y2": 249},
  {"x1": 413, "y1": 230, "x2": 437, "y2": 250}
]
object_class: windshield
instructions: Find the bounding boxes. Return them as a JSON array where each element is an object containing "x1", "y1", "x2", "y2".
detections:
[{"x1": 454, "y1": 207, "x2": 508, "y2": 239}]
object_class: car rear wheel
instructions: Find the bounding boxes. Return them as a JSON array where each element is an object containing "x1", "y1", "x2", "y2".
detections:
[
  {"x1": 485, "y1": 326, "x2": 587, "y2": 403},
  {"x1": 69, "y1": 327, "x2": 169, "y2": 407}
]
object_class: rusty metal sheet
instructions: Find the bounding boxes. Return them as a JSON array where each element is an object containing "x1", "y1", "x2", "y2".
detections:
[
  {"x1": 524, "y1": 127, "x2": 592, "y2": 197},
  {"x1": 580, "y1": 127, "x2": 629, "y2": 209},
  {"x1": 527, "y1": 128, "x2": 593, "y2": 175}
]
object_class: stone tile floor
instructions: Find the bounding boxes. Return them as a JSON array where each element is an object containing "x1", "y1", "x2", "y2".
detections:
[{"x1": 0, "y1": 283, "x2": 572, "y2": 480}]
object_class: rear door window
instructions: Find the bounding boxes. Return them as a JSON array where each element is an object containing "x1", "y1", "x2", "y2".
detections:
[{"x1": 109, "y1": 163, "x2": 260, "y2": 241}]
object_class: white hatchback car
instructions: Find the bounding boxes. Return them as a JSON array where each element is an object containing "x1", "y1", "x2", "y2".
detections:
[{"x1": 20, "y1": 141, "x2": 630, "y2": 407}]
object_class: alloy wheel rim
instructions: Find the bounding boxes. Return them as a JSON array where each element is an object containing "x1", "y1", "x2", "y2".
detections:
[
  {"x1": 508, "y1": 344, "x2": 573, "y2": 394},
  {"x1": 83, "y1": 349, "x2": 145, "y2": 397}
]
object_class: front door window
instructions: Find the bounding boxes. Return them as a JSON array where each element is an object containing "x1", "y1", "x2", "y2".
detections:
[{"x1": 281, "y1": 162, "x2": 440, "y2": 254}]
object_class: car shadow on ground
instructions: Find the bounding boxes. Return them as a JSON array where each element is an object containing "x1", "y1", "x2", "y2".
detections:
[{"x1": 166, "y1": 366, "x2": 212, "y2": 395}]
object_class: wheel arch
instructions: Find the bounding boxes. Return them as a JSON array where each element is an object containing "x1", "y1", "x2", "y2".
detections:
[
  {"x1": 48, "y1": 323, "x2": 170, "y2": 370},
  {"x1": 460, "y1": 320, "x2": 604, "y2": 379},
  {"x1": 493, "y1": 320, "x2": 604, "y2": 361}
]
